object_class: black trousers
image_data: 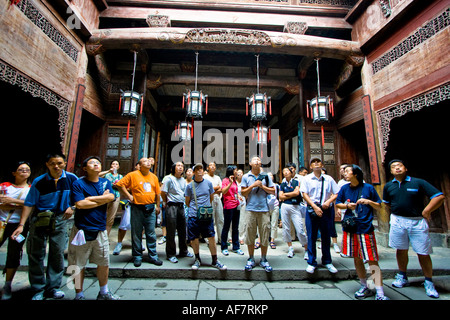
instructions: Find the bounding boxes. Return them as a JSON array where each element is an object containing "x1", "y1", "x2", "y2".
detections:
[{"x1": 165, "y1": 203, "x2": 188, "y2": 258}]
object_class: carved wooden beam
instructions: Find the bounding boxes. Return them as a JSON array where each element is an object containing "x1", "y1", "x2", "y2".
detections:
[
  {"x1": 87, "y1": 27, "x2": 362, "y2": 60},
  {"x1": 146, "y1": 73, "x2": 300, "y2": 91}
]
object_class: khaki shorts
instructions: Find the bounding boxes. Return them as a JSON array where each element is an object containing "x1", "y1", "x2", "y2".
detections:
[
  {"x1": 244, "y1": 210, "x2": 271, "y2": 246},
  {"x1": 68, "y1": 226, "x2": 110, "y2": 268}
]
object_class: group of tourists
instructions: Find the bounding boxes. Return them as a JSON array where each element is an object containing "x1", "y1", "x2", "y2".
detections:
[{"x1": 0, "y1": 153, "x2": 444, "y2": 300}]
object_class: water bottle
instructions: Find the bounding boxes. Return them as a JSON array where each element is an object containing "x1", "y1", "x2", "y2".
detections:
[{"x1": 346, "y1": 199, "x2": 358, "y2": 217}]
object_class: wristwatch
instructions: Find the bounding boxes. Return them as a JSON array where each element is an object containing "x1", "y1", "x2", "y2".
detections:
[{"x1": 70, "y1": 205, "x2": 76, "y2": 211}]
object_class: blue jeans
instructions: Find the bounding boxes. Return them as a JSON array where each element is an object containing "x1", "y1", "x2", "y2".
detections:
[
  {"x1": 130, "y1": 204, "x2": 158, "y2": 259},
  {"x1": 26, "y1": 214, "x2": 67, "y2": 295},
  {"x1": 305, "y1": 207, "x2": 332, "y2": 267}
]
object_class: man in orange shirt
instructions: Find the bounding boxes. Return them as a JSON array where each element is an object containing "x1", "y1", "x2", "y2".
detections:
[{"x1": 115, "y1": 158, "x2": 162, "y2": 267}]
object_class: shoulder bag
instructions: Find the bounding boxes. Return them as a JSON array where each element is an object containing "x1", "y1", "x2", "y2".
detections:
[
  {"x1": 341, "y1": 186, "x2": 362, "y2": 233},
  {"x1": 191, "y1": 181, "x2": 214, "y2": 222}
]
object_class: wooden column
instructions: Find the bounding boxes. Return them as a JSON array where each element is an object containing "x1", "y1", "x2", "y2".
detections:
[{"x1": 66, "y1": 81, "x2": 85, "y2": 172}]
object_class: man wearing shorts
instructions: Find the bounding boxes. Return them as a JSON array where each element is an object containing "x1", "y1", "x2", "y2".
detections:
[
  {"x1": 383, "y1": 159, "x2": 444, "y2": 298},
  {"x1": 336, "y1": 165, "x2": 389, "y2": 300},
  {"x1": 185, "y1": 163, "x2": 226, "y2": 271},
  {"x1": 241, "y1": 156, "x2": 275, "y2": 272},
  {"x1": 69, "y1": 156, "x2": 119, "y2": 300}
]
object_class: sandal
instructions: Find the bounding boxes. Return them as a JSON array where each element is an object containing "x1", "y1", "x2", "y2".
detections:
[
  {"x1": 254, "y1": 242, "x2": 260, "y2": 249},
  {"x1": 270, "y1": 241, "x2": 276, "y2": 249}
]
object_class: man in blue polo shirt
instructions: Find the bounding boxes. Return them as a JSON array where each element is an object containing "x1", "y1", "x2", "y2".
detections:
[
  {"x1": 69, "y1": 156, "x2": 118, "y2": 300},
  {"x1": 383, "y1": 159, "x2": 444, "y2": 298},
  {"x1": 12, "y1": 153, "x2": 78, "y2": 300}
]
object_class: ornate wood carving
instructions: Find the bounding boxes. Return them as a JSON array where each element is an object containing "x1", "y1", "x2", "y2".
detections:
[
  {"x1": 284, "y1": 22, "x2": 308, "y2": 35},
  {"x1": 16, "y1": 0, "x2": 79, "y2": 62},
  {"x1": 372, "y1": 8, "x2": 450, "y2": 74},
  {"x1": 185, "y1": 29, "x2": 272, "y2": 46},
  {"x1": 376, "y1": 83, "x2": 450, "y2": 160},
  {"x1": 146, "y1": 15, "x2": 171, "y2": 28},
  {"x1": 0, "y1": 59, "x2": 71, "y2": 147},
  {"x1": 379, "y1": 0, "x2": 391, "y2": 18}
]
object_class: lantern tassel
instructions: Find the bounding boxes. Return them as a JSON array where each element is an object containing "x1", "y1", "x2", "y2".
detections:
[
  {"x1": 191, "y1": 118, "x2": 194, "y2": 139},
  {"x1": 206, "y1": 96, "x2": 208, "y2": 115},
  {"x1": 183, "y1": 145, "x2": 185, "y2": 162},
  {"x1": 182, "y1": 95, "x2": 185, "y2": 109},
  {"x1": 246, "y1": 99, "x2": 248, "y2": 116},
  {"x1": 269, "y1": 99, "x2": 272, "y2": 115},
  {"x1": 321, "y1": 125, "x2": 325, "y2": 147},
  {"x1": 331, "y1": 99, "x2": 334, "y2": 117},
  {"x1": 268, "y1": 127, "x2": 271, "y2": 141},
  {"x1": 126, "y1": 120, "x2": 131, "y2": 141},
  {"x1": 119, "y1": 96, "x2": 122, "y2": 112},
  {"x1": 140, "y1": 96, "x2": 144, "y2": 114},
  {"x1": 306, "y1": 101, "x2": 310, "y2": 119}
]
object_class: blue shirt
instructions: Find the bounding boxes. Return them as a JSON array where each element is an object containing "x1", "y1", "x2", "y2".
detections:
[
  {"x1": 72, "y1": 177, "x2": 114, "y2": 232},
  {"x1": 280, "y1": 179, "x2": 302, "y2": 205},
  {"x1": 185, "y1": 179, "x2": 214, "y2": 218},
  {"x1": 241, "y1": 171, "x2": 274, "y2": 212},
  {"x1": 337, "y1": 183, "x2": 381, "y2": 234},
  {"x1": 24, "y1": 170, "x2": 78, "y2": 214}
]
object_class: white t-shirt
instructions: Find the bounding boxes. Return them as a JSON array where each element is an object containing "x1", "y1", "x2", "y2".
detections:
[
  {"x1": 0, "y1": 182, "x2": 30, "y2": 223},
  {"x1": 203, "y1": 174, "x2": 222, "y2": 199}
]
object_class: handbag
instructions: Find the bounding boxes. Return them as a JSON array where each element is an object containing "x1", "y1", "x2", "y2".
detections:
[
  {"x1": 191, "y1": 181, "x2": 213, "y2": 222},
  {"x1": 341, "y1": 186, "x2": 362, "y2": 233},
  {"x1": 306, "y1": 177, "x2": 325, "y2": 218}
]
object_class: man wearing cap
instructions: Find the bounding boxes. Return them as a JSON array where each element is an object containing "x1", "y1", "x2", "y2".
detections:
[
  {"x1": 300, "y1": 157, "x2": 339, "y2": 274},
  {"x1": 185, "y1": 163, "x2": 227, "y2": 270},
  {"x1": 241, "y1": 156, "x2": 275, "y2": 272},
  {"x1": 383, "y1": 159, "x2": 445, "y2": 298}
]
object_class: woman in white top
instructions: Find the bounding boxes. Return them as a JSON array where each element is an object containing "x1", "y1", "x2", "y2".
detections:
[{"x1": 0, "y1": 161, "x2": 31, "y2": 300}]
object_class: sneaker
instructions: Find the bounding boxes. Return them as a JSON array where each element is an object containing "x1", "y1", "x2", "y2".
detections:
[
  {"x1": 375, "y1": 294, "x2": 390, "y2": 300},
  {"x1": 324, "y1": 263, "x2": 338, "y2": 274},
  {"x1": 233, "y1": 249, "x2": 244, "y2": 255},
  {"x1": 133, "y1": 256, "x2": 142, "y2": 267},
  {"x1": 113, "y1": 242, "x2": 123, "y2": 255},
  {"x1": 73, "y1": 295, "x2": 86, "y2": 300},
  {"x1": 46, "y1": 289, "x2": 65, "y2": 299},
  {"x1": 148, "y1": 256, "x2": 163, "y2": 266},
  {"x1": 192, "y1": 259, "x2": 201, "y2": 270},
  {"x1": 31, "y1": 292, "x2": 44, "y2": 300},
  {"x1": 245, "y1": 258, "x2": 256, "y2": 271},
  {"x1": 1, "y1": 286, "x2": 12, "y2": 300},
  {"x1": 392, "y1": 273, "x2": 410, "y2": 288},
  {"x1": 306, "y1": 265, "x2": 316, "y2": 274},
  {"x1": 168, "y1": 256, "x2": 178, "y2": 263},
  {"x1": 158, "y1": 236, "x2": 166, "y2": 244},
  {"x1": 222, "y1": 249, "x2": 229, "y2": 256},
  {"x1": 97, "y1": 291, "x2": 120, "y2": 300},
  {"x1": 260, "y1": 260, "x2": 273, "y2": 272},
  {"x1": 333, "y1": 243, "x2": 341, "y2": 253},
  {"x1": 355, "y1": 286, "x2": 374, "y2": 299},
  {"x1": 424, "y1": 281, "x2": 439, "y2": 298},
  {"x1": 212, "y1": 260, "x2": 227, "y2": 271},
  {"x1": 287, "y1": 247, "x2": 295, "y2": 258}
]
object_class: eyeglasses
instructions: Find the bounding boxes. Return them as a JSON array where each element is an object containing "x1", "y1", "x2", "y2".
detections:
[{"x1": 17, "y1": 169, "x2": 30, "y2": 173}]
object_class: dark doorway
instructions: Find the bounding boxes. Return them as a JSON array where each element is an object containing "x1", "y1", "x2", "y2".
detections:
[
  {"x1": 0, "y1": 81, "x2": 61, "y2": 182},
  {"x1": 384, "y1": 100, "x2": 450, "y2": 232}
]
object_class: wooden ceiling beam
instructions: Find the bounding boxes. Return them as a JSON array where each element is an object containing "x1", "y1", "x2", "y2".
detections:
[
  {"x1": 100, "y1": 7, "x2": 352, "y2": 30},
  {"x1": 87, "y1": 27, "x2": 362, "y2": 60},
  {"x1": 146, "y1": 73, "x2": 300, "y2": 90}
]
